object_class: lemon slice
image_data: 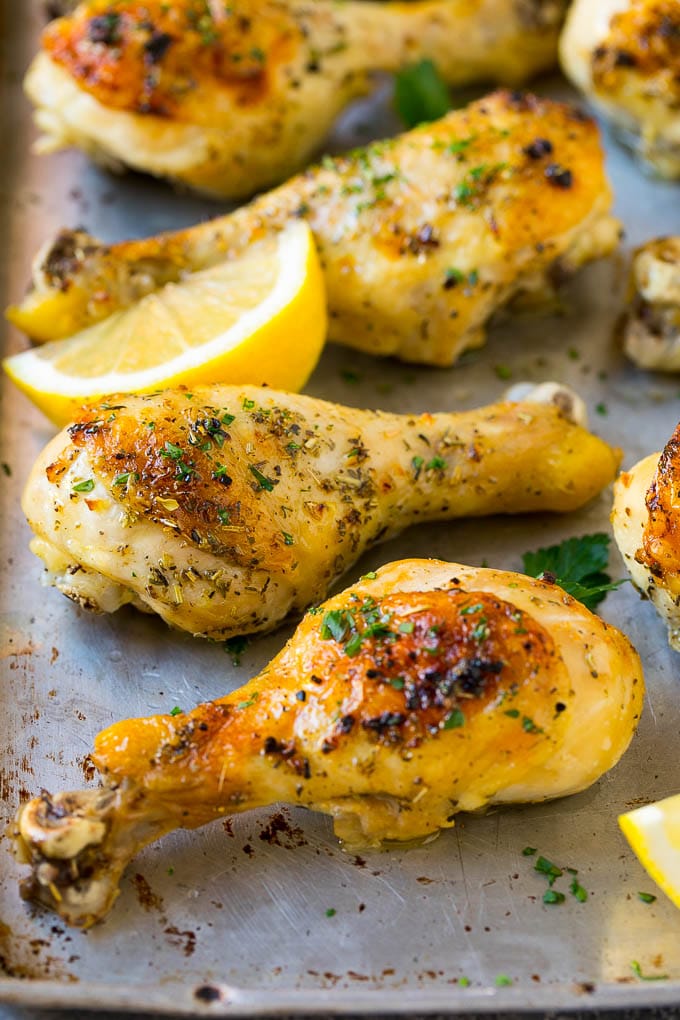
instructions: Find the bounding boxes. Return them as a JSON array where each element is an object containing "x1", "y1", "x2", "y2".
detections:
[
  {"x1": 619, "y1": 794, "x2": 680, "y2": 908},
  {"x1": 3, "y1": 221, "x2": 326, "y2": 426}
]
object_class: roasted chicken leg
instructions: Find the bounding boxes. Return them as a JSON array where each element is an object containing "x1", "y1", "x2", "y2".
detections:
[
  {"x1": 612, "y1": 421, "x2": 680, "y2": 648},
  {"x1": 623, "y1": 236, "x2": 680, "y2": 371},
  {"x1": 8, "y1": 91, "x2": 619, "y2": 366},
  {"x1": 22, "y1": 382, "x2": 620, "y2": 640},
  {"x1": 560, "y1": 0, "x2": 680, "y2": 178},
  {"x1": 27, "y1": 0, "x2": 568, "y2": 197},
  {"x1": 13, "y1": 557, "x2": 644, "y2": 927}
]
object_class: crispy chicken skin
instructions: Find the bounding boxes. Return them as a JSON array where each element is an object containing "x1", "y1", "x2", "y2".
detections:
[
  {"x1": 613, "y1": 423, "x2": 680, "y2": 648},
  {"x1": 623, "y1": 236, "x2": 680, "y2": 371},
  {"x1": 8, "y1": 92, "x2": 620, "y2": 366},
  {"x1": 22, "y1": 383, "x2": 620, "y2": 640},
  {"x1": 12, "y1": 558, "x2": 644, "y2": 927},
  {"x1": 27, "y1": 0, "x2": 568, "y2": 197},
  {"x1": 560, "y1": 0, "x2": 680, "y2": 178}
]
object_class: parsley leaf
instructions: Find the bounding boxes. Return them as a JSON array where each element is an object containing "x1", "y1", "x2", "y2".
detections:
[
  {"x1": 394, "y1": 60, "x2": 451, "y2": 128},
  {"x1": 521, "y1": 533, "x2": 626, "y2": 611}
]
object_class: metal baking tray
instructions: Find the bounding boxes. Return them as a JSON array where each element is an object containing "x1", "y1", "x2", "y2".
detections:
[{"x1": 3, "y1": 4, "x2": 680, "y2": 1015}]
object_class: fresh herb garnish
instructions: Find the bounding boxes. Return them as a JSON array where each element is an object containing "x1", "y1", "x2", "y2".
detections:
[
  {"x1": 631, "y1": 960, "x2": 668, "y2": 981},
  {"x1": 281, "y1": 531, "x2": 294, "y2": 546},
  {"x1": 224, "y1": 635, "x2": 248, "y2": 666},
  {"x1": 569, "y1": 877, "x2": 588, "y2": 903},
  {"x1": 249, "y1": 465, "x2": 276, "y2": 492},
  {"x1": 321, "y1": 609, "x2": 353, "y2": 643},
  {"x1": 394, "y1": 59, "x2": 451, "y2": 128},
  {"x1": 113, "y1": 472, "x2": 137, "y2": 487},
  {"x1": 236, "y1": 692, "x2": 259, "y2": 710},
  {"x1": 638, "y1": 891, "x2": 657, "y2": 904},
  {"x1": 494, "y1": 974, "x2": 512, "y2": 987},
  {"x1": 72, "y1": 479, "x2": 95, "y2": 493},
  {"x1": 535, "y1": 856, "x2": 563, "y2": 886},
  {"x1": 442, "y1": 708, "x2": 465, "y2": 729},
  {"x1": 325, "y1": 907, "x2": 337, "y2": 918},
  {"x1": 522, "y1": 847, "x2": 537, "y2": 856},
  {"x1": 169, "y1": 706, "x2": 183, "y2": 717},
  {"x1": 521, "y1": 533, "x2": 626, "y2": 612},
  {"x1": 543, "y1": 889, "x2": 565, "y2": 905}
]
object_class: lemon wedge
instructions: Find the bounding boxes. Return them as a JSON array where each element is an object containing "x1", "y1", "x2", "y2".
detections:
[
  {"x1": 3, "y1": 221, "x2": 326, "y2": 426},
  {"x1": 619, "y1": 794, "x2": 680, "y2": 909}
]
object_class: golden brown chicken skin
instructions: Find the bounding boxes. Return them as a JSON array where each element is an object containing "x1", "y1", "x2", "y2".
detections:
[
  {"x1": 613, "y1": 422, "x2": 680, "y2": 648},
  {"x1": 28, "y1": 0, "x2": 568, "y2": 197},
  {"x1": 12, "y1": 558, "x2": 644, "y2": 928},
  {"x1": 22, "y1": 383, "x2": 620, "y2": 639},
  {"x1": 560, "y1": 0, "x2": 680, "y2": 177},
  {"x1": 9, "y1": 91, "x2": 620, "y2": 365}
]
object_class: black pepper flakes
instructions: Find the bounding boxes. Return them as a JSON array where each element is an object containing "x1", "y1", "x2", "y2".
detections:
[
  {"x1": 145, "y1": 31, "x2": 174, "y2": 64},
  {"x1": 544, "y1": 164, "x2": 573, "y2": 189},
  {"x1": 523, "y1": 138, "x2": 553, "y2": 160},
  {"x1": 88, "y1": 13, "x2": 121, "y2": 45}
]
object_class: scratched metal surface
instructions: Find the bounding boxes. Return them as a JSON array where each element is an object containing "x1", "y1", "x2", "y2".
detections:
[{"x1": 2, "y1": 3, "x2": 680, "y2": 1016}]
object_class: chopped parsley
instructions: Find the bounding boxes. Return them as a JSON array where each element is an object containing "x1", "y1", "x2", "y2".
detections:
[
  {"x1": 448, "y1": 136, "x2": 475, "y2": 155},
  {"x1": 638, "y1": 891, "x2": 657, "y2": 904},
  {"x1": 236, "y1": 692, "x2": 259, "y2": 710},
  {"x1": 72, "y1": 479, "x2": 95, "y2": 493},
  {"x1": 631, "y1": 960, "x2": 668, "y2": 981},
  {"x1": 320, "y1": 599, "x2": 395, "y2": 657},
  {"x1": 543, "y1": 889, "x2": 565, "y2": 905},
  {"x1": 249, "y1": 465, "x2": 276, "y2": 492},
  {"x1": 325, "y1": 908, "x2": 337, "y2": 918},
  {"x1": 570, "y1": 877, "x2": 588, "y2": 903},
  {"x1": 534, "y1": 856, "x2": 562, "y2": 885},
  {"x1": 224, "y1": 635, "x2": 248, "y2": 666},
  {"x1": 169, "y1": 706, "x2": 183, "y2": 717},
  {"x1": 160, "y1": 441, "x2": 195, "y2": 481},
  {"x1": 521, "y1": 533, "x2": 626, "y2": 612},
  {"x1": 281, "y1": 531, "x2": 294, "y2": 546},
  {"x1": 113, "y1": 472, "x2": 137, "y2": 487},
  {"x1": 442, "y1": 708, "x2": 465, "y2": 729},
  {"x1": 522, "y1": 847, "x2": 537, "y2": 856},
  {"x1": 494, "y1": 974, "x2": 513, "y2": 987},
  {"x1": 394, "y1": 59, "x2": 451, "y2": 128}
]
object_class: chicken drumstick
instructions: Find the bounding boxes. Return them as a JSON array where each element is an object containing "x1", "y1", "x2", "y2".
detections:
[
  {"x1": 27, "y1": 0, "x2": 568, "y2": 197},
  {"x1": 9, "y1": 91, "x2": 619, "y2": 365},
  {"x1": 23, "y1": 383, "x2": 620, "y2": 639},
  {"x1": 13, "y1": 557, "x2": 644, "y2": 927}
]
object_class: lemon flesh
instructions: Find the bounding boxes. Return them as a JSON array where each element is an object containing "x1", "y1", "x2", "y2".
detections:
[
  {"x1": 4, "y1": 221, "x2": 326, "y2": 426},
  {"x1": 620, "y1": 793, "x2": 680, "y2": 909}
]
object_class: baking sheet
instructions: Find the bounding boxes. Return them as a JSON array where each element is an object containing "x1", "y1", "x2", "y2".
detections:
[{"x1": 3, "y1": 3, "x2": 680, "y2": 1015}]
